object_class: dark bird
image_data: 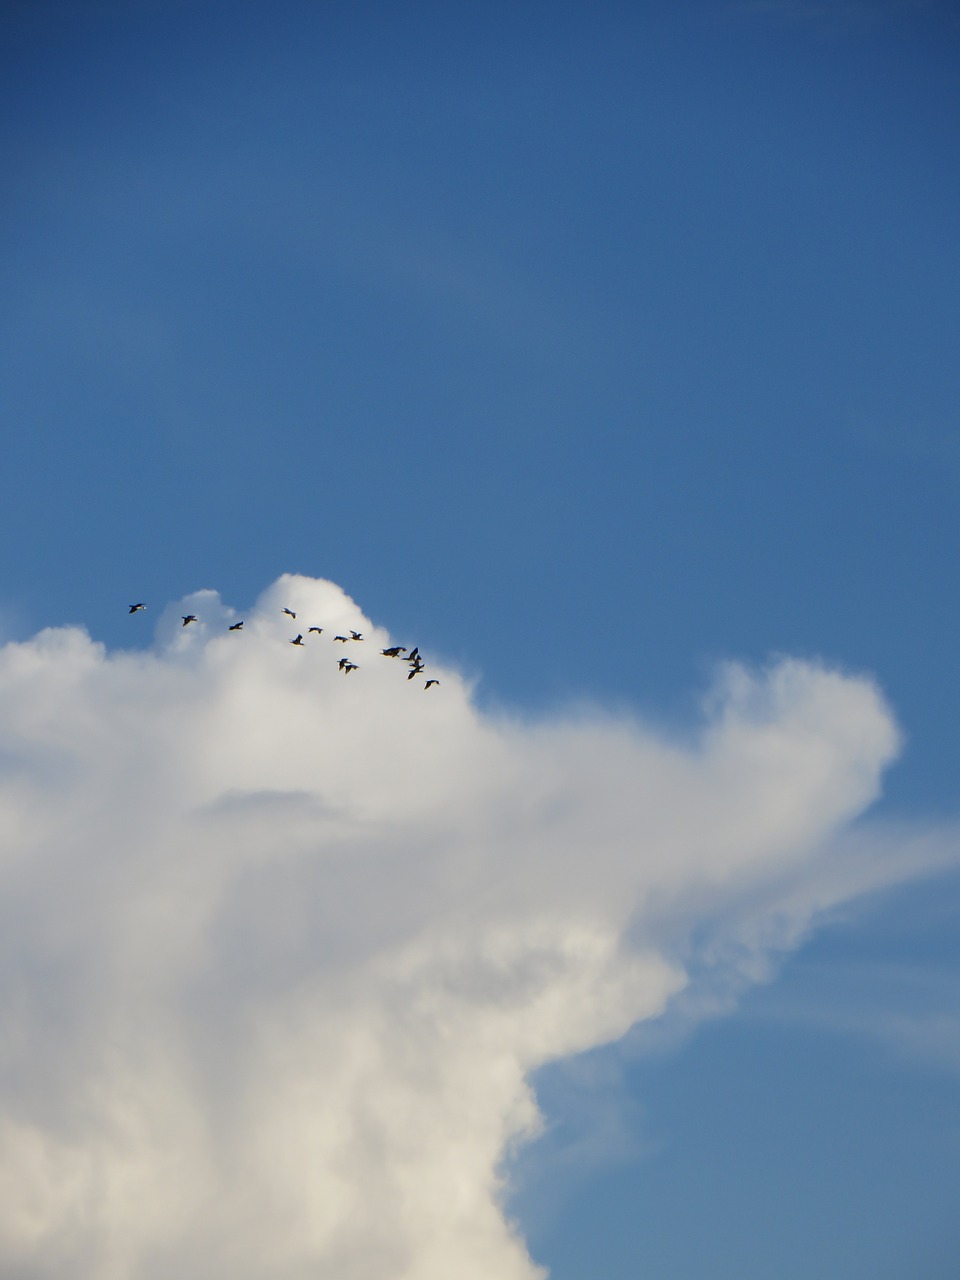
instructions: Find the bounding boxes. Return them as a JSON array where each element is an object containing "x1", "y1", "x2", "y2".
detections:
[
  {"x1": 282, "y1": 608, "x2": 297, "y2": 619},
  {"x1": 381, "y1": 646, "x2": 407, "y2": 657},
  {"x1": 228, "y1": 622, "x2": 244, "y2": 631},
  {"x1": 182, "y1": 615, "x2": 197, "y2": 627},
  {"x1": 333, "y1": 635, "x2": 349, "y2": 643},
  {"x1": 341, "y1": 660, "x2": 358, "y2": 674},
  {"x1": 290, "y1": 634, "x2": 304, "y2": 646},
  {"x1": 350, "y1": 630, "x2": 363, "y2": 641},
  {"x1": 308, "y1": 627, "x2": 323, "y2": 635},
  {"x1": 406, "y1": 647, "x2": 420, "y2": 665},
  {"x1": 407, "y1": 664, "x2": 424, "y2": 680},
  {"x1": 424, "y1": 679, "x2": 440, "y2": 690},
  {"x1": 128, "y1": 603, "x2": 146, "y2": 614}
]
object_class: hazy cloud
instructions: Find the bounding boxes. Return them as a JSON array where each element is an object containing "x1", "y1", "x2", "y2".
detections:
[{"x1": 0, "y1": 573, "x2": 937, "y2": 1278}]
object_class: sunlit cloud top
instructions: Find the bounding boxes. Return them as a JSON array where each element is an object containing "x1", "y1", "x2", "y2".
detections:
[{"x1": 0, "y1": 574, "x2": 919, "y2": 1278}]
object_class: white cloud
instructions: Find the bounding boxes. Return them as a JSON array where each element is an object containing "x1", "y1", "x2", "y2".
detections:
[{"x1": 0, "y1": 573, "x2": 935, "y2": 1278}]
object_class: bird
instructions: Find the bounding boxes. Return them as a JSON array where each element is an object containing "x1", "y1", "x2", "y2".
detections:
[
  {"x1": 340, "y1": 660, "x2": 358, "y2": 674},
  {"x1": 128, "y1": 603, "x2": 146, "y2": 614},
  {"x1": 282, "y1": 608, "x2": 297, "y2": 619},
  {"x1": 228, "y1": 621, "x2": 243, "y2": 631},
  {"x1": 407, "y1": 664, "x2": 424, "y2": 680},
  {"x1": 308, "y1": 627, "x2": 323, "y2": 635},
  {"x1": 424, "y1": 679, "x2": 440, "y2": 690},
  {"x1": 350, "y1": 630, "x2": 363, "y2": 641},
  {"x1": 406, "y1": 647, "x2": 420, "y2": 665},
  {"x1": 290, "y1": 634, "x2": 304, "y2": 646},
  {"x1": 333, "y1": 635, "x2": 349, "y2": 643},
  {"x1": 380, "y1": 646, "x2": 406, "y2": 657},
  {"x1": 182, "y1": 615, "x2": 197, "y2": 627}
]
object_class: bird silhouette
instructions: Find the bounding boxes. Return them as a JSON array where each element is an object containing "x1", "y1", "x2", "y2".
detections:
[
  {"x1": 228, "y1": 622, "x2": 243, "y2": 631},
  {"x1": 350, "y1": 630, "x2": 363, "y2": 641},
  {"x1": 424, "y1": 679, "x2": 440, "y2": 689},
  {"x1": 380, "y1": 646, "x2": 406, "y2": 657},
  {"x1": 333, "y1": 635, "x2": 349, "y2": 643},
  {"x1": 407, "y1": 663, "x2": 424, "y2": 680},
  {"x1": 406, "y1": 647, "x2": 420, "y2": 665},
  {"x1": 182, "y1": 615, "x2": 197, "y2": 627},
  {"x1": 308, "y1": 627, "x2": 323, "y2": 635},
  {"x1": 128, "y1": 603, "x2": 146, "y2": 614},
  {"x1": 290, "y1": 634, "x2": 304, "y2": 646},
  {"x1": 341, "y1": 660, "x2": 358, "y2": 674},
  {"x1": 282, "y1": 608, "x2": 297, "y2": 619}
]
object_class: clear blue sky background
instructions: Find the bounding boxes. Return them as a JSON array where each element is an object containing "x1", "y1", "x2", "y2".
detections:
[{"x1": 2, "y1": 2, "x2": 959, "y2": 1275}]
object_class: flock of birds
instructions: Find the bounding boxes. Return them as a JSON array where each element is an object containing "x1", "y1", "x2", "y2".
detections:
[{"x1": 127, "y1": 602, "x2": 440, "y2": 689}]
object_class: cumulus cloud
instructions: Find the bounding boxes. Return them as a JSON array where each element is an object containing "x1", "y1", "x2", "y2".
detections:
[{"x1": 0, "y1": 573, "x2": 939, "y2": 1278}]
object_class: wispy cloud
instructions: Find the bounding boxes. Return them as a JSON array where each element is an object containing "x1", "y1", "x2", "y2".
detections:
[
  {"x1": 740, "y1": 941, "x2": 960, "y2": 1075},
  {"x1": 0, "y1": 573, "x2": 941, "y2": 1277}
]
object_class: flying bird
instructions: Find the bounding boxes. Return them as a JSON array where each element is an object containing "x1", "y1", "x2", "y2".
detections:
[
  {"x1": 290, "y1": 634, "x2": 304, "y2": 646},
  {"x1": 407, "y1": 664, "x2": 424, "y2": 680},
  {"x1": 340, "y1": 660, "x2": 358, "y2": 674},
  {"x1": 228, "y1": 622, "x2": 243, "y2": 631},
  {"x1": 333, "y1": 635, "x2": 349, "y2": 643},
  {"x1": 308, "y1": 627, "x2": 323, "y2": 635},
  {"x1": 380, "y1": 646, "x2": 407, "y2": 657},
  {"x1": 406, "y1": 647, "x2": 420, "y2": 665},
  {"x1": 128, "y1": 603, "x2": 146, "y2": 614},
  {"x1": 350, "y1": 630, "x2": 363, "y2": 641},
  {"x1": 424, "y1": 679, "x2": 440, "y2": 690},
  {"x1": 282, "y1": 608, "x2": 297, "y2": 619},
  {"x1": 182, "y1": 615, "x2": 197, "y2": 627}
]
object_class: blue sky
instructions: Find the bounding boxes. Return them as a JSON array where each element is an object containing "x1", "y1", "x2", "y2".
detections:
[{"x1": 2, "y1": 2, "x2": 959, "y2": 1276}]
